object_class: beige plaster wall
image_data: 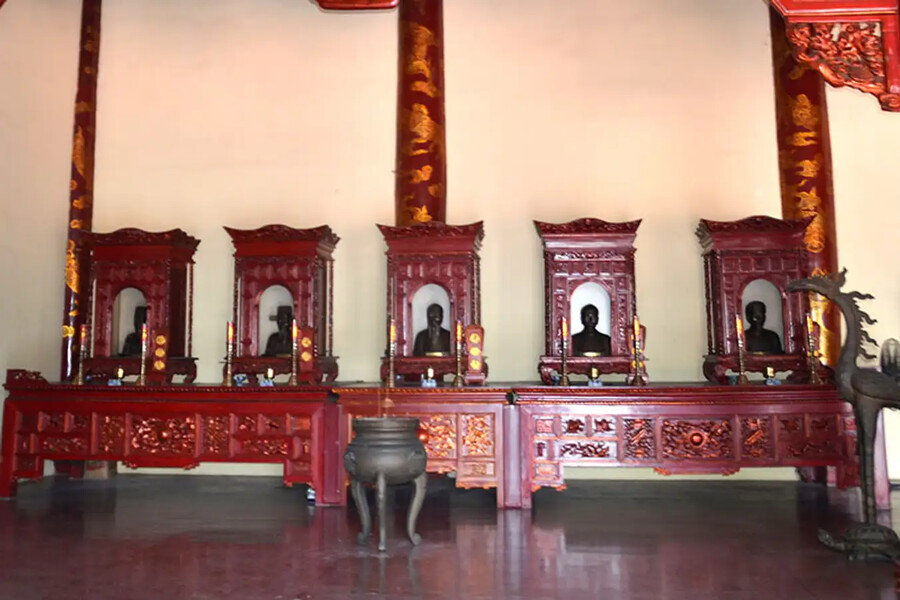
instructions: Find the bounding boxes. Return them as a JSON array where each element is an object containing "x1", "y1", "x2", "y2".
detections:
[{"x1": 1, "y1": 0, "x2": 898, "y2": 480}]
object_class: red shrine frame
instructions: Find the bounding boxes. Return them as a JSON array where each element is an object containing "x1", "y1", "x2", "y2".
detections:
[
  {"x1": 378, "y1": 221, "x2": 486, "y2": 384},
  {"x1": 535, "y1": 218, "x2": 643, "y2": 384},
  {"x1": 82, "y1": 228, "x2": 199, "y2": 384},
  {"x1": 225, "y1": 225, "x2": 339, "y2": 384},
  {"x1": 697, "y1": 216, "x2": 820, "y2": 384}
]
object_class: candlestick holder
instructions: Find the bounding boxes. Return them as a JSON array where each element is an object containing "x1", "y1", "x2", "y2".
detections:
[
  {"x1": 223, "y1": 344, "x2": 234, "y2": 387},
  {"x1": 735, "y1": 337, "x2": 750, "y2": 385},
  {"x1": 386, "y1": 340, "x2": 396, "y2": 388},
  {"x1": 74, "y1": 332, "x2": 87, "y2": 386},
  {"x1": 137, "y1": 330, "x2": 148, "y2": 387},
  {"x1": 559, "y1": 338, "x2": 571, "y2": 386},
  {"x1": 288, "y1": 337, "x2": 299, "y2": 386},
  {"x1": 627, "y1": 333, "x2": 648, "y2": 386},
  {"x1": 452, "y1": 338, "x2": 465, "y2": 387},
  {"x1": 807, "y1": 330, "x2": 822, "y2": 385}
]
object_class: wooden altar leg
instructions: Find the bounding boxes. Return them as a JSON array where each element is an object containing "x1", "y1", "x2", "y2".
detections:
[
  {"x1": 0, "y1": 402, "x2": 19, "y2": 498},
  {"x1": 317, "y1": 399, "x2": 346, "y2": 506},
  {"x1": 376, "y1": 472, "x2": 388, "y2": 552},
  {"x1": 407, "y1": 472, "x2": 426, "y2": 545},
  {"x1": 350, "y1": 479, "x2": 370, "y2": 544}
]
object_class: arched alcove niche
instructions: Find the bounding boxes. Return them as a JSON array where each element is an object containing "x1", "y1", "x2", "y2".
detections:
[
  {"x1": 258, "y1": 285, "x2": 293, "y2": 357},
  {"x1": 410, "y1": 283, "x2": 451, "y2": 356},
  {"x1": 570, "y1": 282, "x2": 611, "y2": 336},
  {"x1": 113, "y1": 287, "x2": 146, "y2": 357}
]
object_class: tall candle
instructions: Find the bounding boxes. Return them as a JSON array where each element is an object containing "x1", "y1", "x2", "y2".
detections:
[
  {"x1": 226, "y1": 321, "x2": 234, "y2": 345},
  {"x1": 141, "y1": 323, "x2": 148, "y2": 345},
  {"x1": 291, "y1": 319, "x2": 298, "y2": 344},
  {"x1": 632, "y1": 315, "x2": 640, "y2": 346},
  {"x1": 389, "y1": 319, "x2": 396, "y2": 343},
  {"x1": 562, "y1": 317, "x2": 568, "y2": 340},
  {"x1": 735, "y1": 314, "x2": 744, "y2": 339},
  {"x1": 80, "y1": 324, "x2": 87, "y2": 348},
  {"x1": 456, "y1": 320, "x2": 462, "y2": 342}
]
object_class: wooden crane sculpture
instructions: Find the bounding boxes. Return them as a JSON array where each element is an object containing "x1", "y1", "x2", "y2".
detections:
[{"x1": 788, "y1": 270, "x2": 900, "y2": 561}]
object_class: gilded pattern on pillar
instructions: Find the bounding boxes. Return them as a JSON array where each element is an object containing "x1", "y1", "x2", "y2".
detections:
[
  {"x1": 772, "y1": 11, "x2": 839, "y2": 366},
  {"x1": 396, "y1": 0, "x2": 446, "y2": 225},
  {"x1": 61, "y1": 1, "x2": 102, "y2": 379}
]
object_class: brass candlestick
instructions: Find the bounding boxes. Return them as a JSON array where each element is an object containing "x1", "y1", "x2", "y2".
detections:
[
  {"x1": 223, "y1": 322, "x2": 234, "y2": 387},
  {"x1": 629, "y1": 324, "x2": 648, "y2": 386},
  {"x1": 559, "y1": 337, "x2": 571, "y2": 386},
  {"x1": 137, "y1": 324, "x2": 148, "y2": 386},
  {"x1": 386, "y1": 319, "x2": 396, "y2": 388},
  {"x1": 288, "y1": 321, "x2": 299, "y2": 386},
  {"x1": 806, "y1": 314, "x2": 822, "y2": 385},
  {"x1": 452, "y1": 335, "x2": 464, "y2": 388},
  {"x1": 74, "y1": 324, "x2": 87, "y2": 385},
  {"x1": 735, "y1": 317, "x2": 749, "y2": 385}
]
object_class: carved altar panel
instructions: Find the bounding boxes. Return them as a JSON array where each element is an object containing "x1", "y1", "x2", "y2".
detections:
[
  {"x1": 511, "y1": 385, "x2": 857, "y2": 509},
  {"x1": 535, "y1": 218, "x2": 642, "y2": 384},
  {"x1": 697, "y1": 216, "x2": 816, "y2": 383},
  {"x1": 225, "y1": 224, "x2": 339, "y2": 383},
  {"x1": 0, "y1": 371, "x2": 341, "y2": 504},
  {"x1": 81, "y1": 228, "x2": 199, "y2": 383},
  {"x1": 378, "y1": 222, "x2": 485, "y2": 382}
]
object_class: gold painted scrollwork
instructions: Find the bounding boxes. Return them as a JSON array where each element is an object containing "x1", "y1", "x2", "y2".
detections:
[{"x1": 65, "y1": 240, "x2": 79, "y2": 293}]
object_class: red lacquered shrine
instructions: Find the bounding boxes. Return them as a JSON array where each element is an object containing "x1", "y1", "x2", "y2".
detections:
[
  {"x1": 81, "y1": 228, "x2": 199, "y2": 384},
  {"x1": 535, "y1": 218, "x2": 643, "y2": 384},
  {"x1": 378, "y1": 221, "x2": 486, "y2": 384},
  {"x1": 225, "y1": 225, "x2": 339, "y2": 384}
]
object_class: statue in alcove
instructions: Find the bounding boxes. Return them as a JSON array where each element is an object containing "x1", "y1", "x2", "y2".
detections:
[
  {"x1": 571, "y1": 304, "x2": 611, "y2": 357},
  {"x1": 743, "y1": 301, "x2": 784, "y2": 354},
  {"x1": 413, "y1": 303, "x2": 451, "y2": 357},
  {"x1": 119, "y1": 306, "x2": 147, "y2": 356},
  {"x1": 263, "y1": 305, "x2": 294, "y2": 357}
]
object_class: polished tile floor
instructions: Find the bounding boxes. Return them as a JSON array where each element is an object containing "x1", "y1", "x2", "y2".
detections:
[{"x1": 0, "y1": 475, "x2": 897, "y2": 599}]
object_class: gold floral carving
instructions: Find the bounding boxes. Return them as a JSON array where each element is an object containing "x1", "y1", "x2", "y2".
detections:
[
  {"x1": 62, "y1": 325, "x2": 75, "y2": 338},
  {"x1": 462, "y1": 415, "x2": 493, "y2": 457},
  {"x1": 404, "y1": 164, "x2": 433, "y2": 184},
  {"x1": 427, "y1": 183, "x2": 443, "y2": 198},
  {"x1": 795, "y1": 157, "x2": 821, "y2": 179},
  {"x1": 790, "y1": 94, "x2": 819, "y2": 130},
  {"x1": 70, "y1": 219, "x2": 82, "y2": 230},
  {"x1": 72, "y1": 126, "x2": 85, "y2": 178},
  {"x1": 791, "y1": 131, "x2": 818, "y2": 146},
  {"x1": 65, "y1": 240, "x2": 79, "y2": 293},
  {"x1": 405, "y1": 23, "x2": 439, "y2": 98},
  {"x1": 406, "y1": 204, "x2": 433, "y2": 223},
  {"x1": 420, "y1": 414, "x2": 456, "y2": 459},
  {"x1": 403, "y1": 103, "x2": 443, "y2": 157}
]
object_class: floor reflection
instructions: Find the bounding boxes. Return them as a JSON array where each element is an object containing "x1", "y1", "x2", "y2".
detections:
[{"x1": 0, "y1": 475, "x2": 896, "y2": 599}]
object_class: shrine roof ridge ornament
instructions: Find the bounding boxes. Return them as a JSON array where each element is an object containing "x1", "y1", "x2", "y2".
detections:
[
  {"x1": 83, "y1": 227, "x2": 200, "y2": 251},
  {"x1": 696, "y1": 215, "x2": 813, "y2": 251},
  {"x1": 223, "y1": 224, "x2": 340, "y2": 247},
  {"x1": 534, "y1": 217, "x2": 642, "y2": 237},
  {"x1": 377, "y1": 221, "x2": 484, "y2": 244}
]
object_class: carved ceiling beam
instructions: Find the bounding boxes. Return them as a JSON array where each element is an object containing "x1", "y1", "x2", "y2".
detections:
[{"x1": 771, "y1": 0, "x2": 900, "y2": 110}]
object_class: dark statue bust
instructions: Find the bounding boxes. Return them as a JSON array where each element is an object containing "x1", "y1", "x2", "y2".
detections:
[
  {"x1": 120, "y1": 306, "x2": 147, "y2": 356},
  {"x1": 263, "y1": 305, "x2": 293, "y2": 357},
  {"x1": 413, "y1": 303, "x2": 451, "y2": 357},
  {"x1": 571, "y1": 304, "x2": 611, "y2": 357},
  {"x1": 743, "y1": 300, "x2": 784, "y2": 354}
]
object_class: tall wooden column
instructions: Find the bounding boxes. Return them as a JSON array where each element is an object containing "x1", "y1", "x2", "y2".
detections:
[
  {"x1": 60, "y1": 0, "x2": 102, "y2": 381},
  {"x1": 770, "y1": 8, "x2": 839, "y2": 367},
  {"x1": 394, "y1": 0, "x2": 446, "y2": 226}
]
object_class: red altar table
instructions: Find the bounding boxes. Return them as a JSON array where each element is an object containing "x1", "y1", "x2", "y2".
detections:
[
  {"x1": 506, "y1": 384, "x2": 858, "y2": 509},
  {"x1": 332, "y1": 385, "x2": 511, "y2": 506},
  {"x1": 0, "y1": 370, "x2": 343, "y2": 505}
]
